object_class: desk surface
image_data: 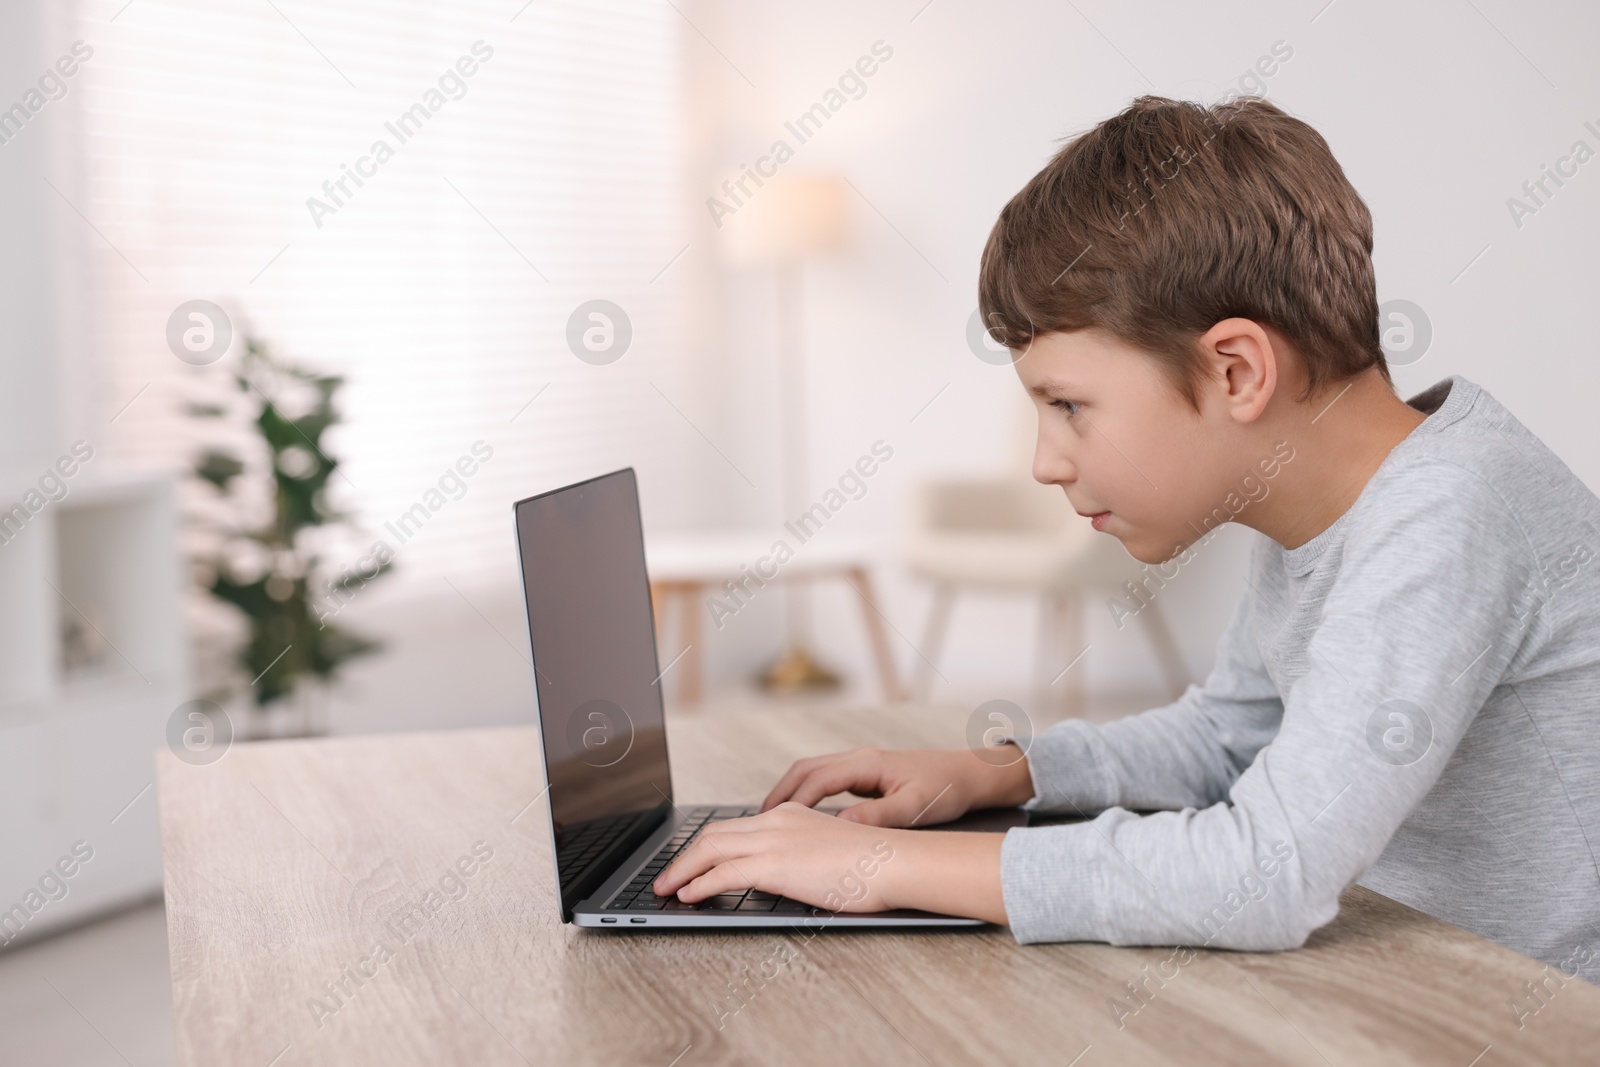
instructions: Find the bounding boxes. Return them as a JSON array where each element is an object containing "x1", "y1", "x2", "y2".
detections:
[{"x1": 156, "y1": 704, "x2": 1600, "y2": 1066}]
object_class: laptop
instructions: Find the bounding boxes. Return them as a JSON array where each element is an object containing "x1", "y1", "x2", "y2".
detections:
[{"x1": 512, "y1": 467, "x2": 991, "y2": 928}]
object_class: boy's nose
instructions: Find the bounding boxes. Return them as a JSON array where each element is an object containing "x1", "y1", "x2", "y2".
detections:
[{"x1": 1033, "y1": 438, "x2": 1076, "y2": 487}]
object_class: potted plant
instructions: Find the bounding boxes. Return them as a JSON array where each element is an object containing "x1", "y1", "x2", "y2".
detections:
[{"x1": 187, "y1": 336, "x2": 391, "y2": 738}]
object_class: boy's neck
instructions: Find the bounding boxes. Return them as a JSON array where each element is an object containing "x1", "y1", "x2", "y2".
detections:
[{"x1": 1243, "y1": 367, "x2": 1429, "y2": 551}]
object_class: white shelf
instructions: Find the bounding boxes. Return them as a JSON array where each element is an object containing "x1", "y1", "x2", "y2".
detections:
[
  {"x1": 0, "y1": 475, "x2": 188, "y2": 948},
  {"x1": 0, "y1": 477, "x2": 183, "y2": 718},
  {"x1": 0, "y1": 515, "x2": 54, "y2": 706}
]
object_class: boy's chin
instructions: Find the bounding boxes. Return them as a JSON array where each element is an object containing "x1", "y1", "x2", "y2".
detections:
[
  {"x1": 1113, "y1": 534, "x2": 1164, "y2": 566},
  {"x1": 1115, "y1": 531, "x2": 1184, "y2": 566}
]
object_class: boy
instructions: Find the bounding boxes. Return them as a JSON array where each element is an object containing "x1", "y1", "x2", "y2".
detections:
[{"x1": 654, "y1": 96, "x2": 1600, "y2": 982}]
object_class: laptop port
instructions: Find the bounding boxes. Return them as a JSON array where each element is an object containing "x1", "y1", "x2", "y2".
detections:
[
  {"x1": 630, "y1": 917, "x2": 647, "y2": 923},
  {"x1": 601, "y1": 917, "x2": 617, "y2": 923}
]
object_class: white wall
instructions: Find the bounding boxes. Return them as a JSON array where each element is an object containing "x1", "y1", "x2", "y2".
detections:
[
  {"x1": 666, "y1": 0, "x2": 1600, "y2": 714},
  {"x1": 0, "y1": 1, "x2": 65, "y2": 489},
  {"x1": 14, "y1": 1, "x2": 1596, "y2": 744}
]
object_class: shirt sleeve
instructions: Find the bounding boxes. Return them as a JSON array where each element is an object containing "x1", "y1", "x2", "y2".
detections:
[
  {"x1": 1000, "y1": 457, "x2": 1544, "y2": 949},
  {"x1": 1020, "y1": 544, "x2": 1285, "y2": 816}
]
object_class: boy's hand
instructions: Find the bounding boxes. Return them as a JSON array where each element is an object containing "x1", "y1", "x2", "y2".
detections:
[
  {"x1": 759, "y1": 745, "x2": 1035, "y2": 827},
  {"x1": 652, "y1": 803, "x2": 906, "y2": 911}
]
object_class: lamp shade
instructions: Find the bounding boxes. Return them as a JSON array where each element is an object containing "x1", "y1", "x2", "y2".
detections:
[{"x1": 719, "y1": 174, "x2": 849, "y2": 264}]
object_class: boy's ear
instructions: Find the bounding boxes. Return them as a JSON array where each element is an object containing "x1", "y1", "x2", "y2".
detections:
[{"x1": 1198, "y1": 318, "x2": 1277, "y2": 425}]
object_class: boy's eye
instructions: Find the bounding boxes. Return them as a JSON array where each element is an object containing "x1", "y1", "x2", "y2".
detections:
[{"x1": 1049, "y1": 398, "x2": 1082, "y2": 417}]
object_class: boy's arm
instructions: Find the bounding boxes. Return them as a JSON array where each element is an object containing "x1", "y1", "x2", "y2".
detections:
[
  {"x1": 1000, "y1": 459, "x2": 1543, "y2": 949},
  {"x1": 1021, "y1": 572, "x2": 1284, "y2": 816}
]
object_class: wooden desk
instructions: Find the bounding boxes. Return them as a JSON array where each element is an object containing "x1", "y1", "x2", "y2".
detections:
[{"x1": 156, "y1": 705, "x2": 1600, "y2": 1066}]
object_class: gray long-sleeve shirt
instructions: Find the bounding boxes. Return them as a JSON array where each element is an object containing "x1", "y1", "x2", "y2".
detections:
[{"x1": 999, "y1": 375, "x2": 1600, "y2": 983}]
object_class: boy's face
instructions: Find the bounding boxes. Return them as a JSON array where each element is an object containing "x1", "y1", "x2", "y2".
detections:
[{"x1": 1016, "y1": 328, "x2": 1246, "y2": 564}]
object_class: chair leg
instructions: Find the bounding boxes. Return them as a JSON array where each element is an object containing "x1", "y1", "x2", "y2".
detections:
[
  {"x1": 1032, "y1": 591, "x2": 1054, "y2": 714},
  {"x1": 913, "y1": 582, "x2": 955, "y2": 704},
  {"x1": 1049, "y1": 590, "x2": 1086, "y2": 719},
  {"x1": 848, "y1": 567, "x2": 904, "y2": 703},
  {"x1": 678, "y1": 582, "x2": 703, "y2": 708},
  {"x1": 649, "y1": 581, "x2": 667, "y2": 644},
  {"x1": 1138, "y1": 600, "x2": 1188, "y2": 699}
]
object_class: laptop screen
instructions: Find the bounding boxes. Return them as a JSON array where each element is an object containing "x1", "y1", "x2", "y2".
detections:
[{"x1": 513, "y1": 468, "x2": 673, "y2": 918}]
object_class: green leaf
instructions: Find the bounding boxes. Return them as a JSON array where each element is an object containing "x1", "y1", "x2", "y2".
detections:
[{"x1": 195, "y1": 450, "x2": 245, "y2": 492}]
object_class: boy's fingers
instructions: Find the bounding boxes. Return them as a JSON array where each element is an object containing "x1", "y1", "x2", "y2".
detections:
[
  {"x1": 761, "y1": 753, "x2": 839, "y2": 811},
  {"x1": 836, "y1": 794, "x2": 918, "y2": 827},
  {"x1": 652, "y1": 844, "x2": 697, "y2": 892},
  {"x1": 668, "y1": 843, "x2": 767, "y2": 900},
  {"x1": 783, "y1": 768, "x2": 848, "y2": 810},
  {"x1": 676, "y1": 864, "x2": 757, "y2": 902},
  {"x1": 654, "y1": 826, "x2": 759, "y2": 893},
  {"x1": 787, "y1": 758, "x2": 881, "y2": 810},
  {"x1": 762, "y1": 748, "x2": 879, "y2": 811}
]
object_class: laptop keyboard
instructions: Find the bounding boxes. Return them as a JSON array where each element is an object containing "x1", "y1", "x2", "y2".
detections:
[
  {"x1": 604, "y1": 806, "x2": 813, "y2": 914},
  {"x1": 557, "y1": 813, "x2": 636, "y2": 892}
]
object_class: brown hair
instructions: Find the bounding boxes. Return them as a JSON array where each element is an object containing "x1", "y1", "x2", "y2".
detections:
[{"x1": 977, "y1": 94, "x2": 1389, "y2": 406}]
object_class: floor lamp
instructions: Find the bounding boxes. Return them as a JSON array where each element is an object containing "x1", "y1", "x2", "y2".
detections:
[{"x1": 721, "y1": 174, "x2": 850, "y2": 692}]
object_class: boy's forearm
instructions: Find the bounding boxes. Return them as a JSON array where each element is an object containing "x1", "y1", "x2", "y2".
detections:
[{"x1": 881, "y1": 829, "x2": 1009, "y2": 925}]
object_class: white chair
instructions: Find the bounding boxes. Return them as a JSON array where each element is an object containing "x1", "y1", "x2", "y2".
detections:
[{"x1": 903, "y1": 480, "x2": 1188, "y2": 715}]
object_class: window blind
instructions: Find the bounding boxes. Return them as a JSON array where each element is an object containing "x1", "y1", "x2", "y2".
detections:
[{"x1": 77, "y1": 0, "x2": 690, "y2": 591}]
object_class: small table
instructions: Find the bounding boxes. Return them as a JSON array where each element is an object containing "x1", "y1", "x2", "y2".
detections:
[
  {"x1": 157, "y1": 705, "x2": 1600, "y2": 1066},
  {"x1": 645, "y1": 531, "x2": 903, "y2": 704}
]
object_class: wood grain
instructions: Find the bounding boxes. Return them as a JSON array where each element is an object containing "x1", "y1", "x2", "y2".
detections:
[{"x1": 156, "y1": 703, "x2": 1600, "y2": 1066}]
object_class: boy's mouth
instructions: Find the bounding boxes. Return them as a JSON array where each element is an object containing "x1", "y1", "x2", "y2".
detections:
[{"x1": 1078, "y1": 510, "x2": 1112, "y2": 531}]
